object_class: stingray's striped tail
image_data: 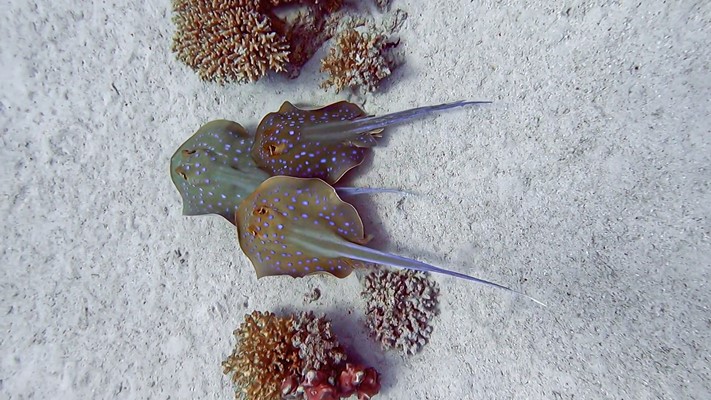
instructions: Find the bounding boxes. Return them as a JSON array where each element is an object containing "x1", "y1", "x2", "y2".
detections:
[{"x1": 302, "y1": 100, "x2": 492, "y2": 144}]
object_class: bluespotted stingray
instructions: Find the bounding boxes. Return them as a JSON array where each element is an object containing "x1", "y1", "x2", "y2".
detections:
[
  {"x1": 236, "y1": 176, "x2": 543, "y2": 304},
  {"x1": 171, "y1": 119, "x2": 408, "y2": 225},
  {"x1": 250, "y1": 100, "x2": 491, "y2": 184}
]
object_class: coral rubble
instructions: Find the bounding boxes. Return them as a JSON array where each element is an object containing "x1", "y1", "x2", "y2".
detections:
[
  {"x1": 224, "y1": 310, "x2": 381, "y2": 400},
  {"x1": 361, "y1": 269, "x2": 440, "y2": 355},
  {"x1": 320, "y1": 26, "x2": 396, "y2": 93}
]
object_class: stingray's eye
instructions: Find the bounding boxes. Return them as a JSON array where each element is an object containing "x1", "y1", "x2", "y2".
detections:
[
  {"x1": 247, "y1": 225, "x2": 258, "y2": 236},
  {"x1": 182, "y1": 149, "x2": 196, "y2": 156},
  {"x1": 175, "y1": 167, "x2": 188, "y2": 180},
  {"x1": 264, "y1": 142, "x2": 286, "y2": 156},
  {"x1": 254, "y1": 206, "x2": 268, "y2": 216}
]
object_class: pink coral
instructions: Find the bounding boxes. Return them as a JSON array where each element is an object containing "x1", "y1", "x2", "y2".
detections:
[
  {"x1": 338, "y1": 363, "x2": 381, "y2": 400},
  {"x1": 282, "y1": 364, "x2": 381, "y2": 400}
]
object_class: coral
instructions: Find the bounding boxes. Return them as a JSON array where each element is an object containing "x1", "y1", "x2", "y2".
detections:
[
  {"x1": 171, "y1": 0, "x2": 290, "y2": 83},
  {"x1": 222, "y1": 311, "x2": 300, "y2": 400},
  {"x1": 291, "y1": 312, "x2": 347, "y2": 375},
  {"x1": 282, "y1": 9, "x2": 343, "y2": 78},
  {"x1": 284, "y1": 364, "x2": 381, "y2": 400},
  {"x1": 337, "y1": 363, "x2": 381, "y2": 400},
  {"x1": 361, "y1": 269, "x2": 440, "y2": 355},
  {"x1": 382, "y1": 8, "x2": 408, "y2": 34},
  {"x1": 171, "y1": 0, "x2": 345, "y2": 82},
  {"x1": 225, "y1": 311, "x2": 381, "y2": 399},
  {"x1": 320, "y1": 27, "x2": 396, "y2": 93},
  {"x1": 301, "y1": 370, "x2": 338, "y2": 400}
]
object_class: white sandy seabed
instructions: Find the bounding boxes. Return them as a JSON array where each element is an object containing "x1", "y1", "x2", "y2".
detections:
[{"x1": 1, "y1": 1, "x2": 709, "y2": 399}]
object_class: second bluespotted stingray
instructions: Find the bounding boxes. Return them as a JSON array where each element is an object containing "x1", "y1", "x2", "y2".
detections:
[
  {"x1": 235, "y1": 175, "x2": 543, "y2": 305},
  {"x1": 250, "y1": 100, "x2": 491, "y2": 183}
]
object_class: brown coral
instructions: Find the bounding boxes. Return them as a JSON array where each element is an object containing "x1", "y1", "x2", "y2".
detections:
[
  {"x1": 222, "y1": 311, "x2": 300, "y2": 400},
  {"x1": 361, "y1": 269, "x2": 440, "y2": 356},
  {"x1": 171, "y1": 0, "x2": 345, "y2": 83},
  {"x1": 171, "y1": 0, "x2": 290, "y2": 83},
  {"x1": 320, "y1": 27, "x2": 396, "y2": 93}
]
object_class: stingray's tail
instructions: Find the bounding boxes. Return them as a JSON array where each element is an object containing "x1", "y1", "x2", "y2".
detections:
[{"x1": 302, "y1": 100, "x2": 492, "y2": 144}]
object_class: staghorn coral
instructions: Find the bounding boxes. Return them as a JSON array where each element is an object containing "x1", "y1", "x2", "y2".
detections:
[
  {"x1": 291, "y1": 312, "x2": 347, "y2": 375},
  {"x1": 320, "y1": 27, "x2": 396, "y2": 93},
  {"x1": 172, "y1": 0, "x2": 290, "y2": 83},
  {"x1": 222, "y1": 311, "x2": 300, "y2": 400},
  {"x1": 361, "y1": 269, "x2": 440, "y2": 356}
]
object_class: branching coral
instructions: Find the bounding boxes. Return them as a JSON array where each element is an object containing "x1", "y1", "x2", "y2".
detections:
[
  {"x1": 291, "y1": 312, "x2": 347, "y2": 375},
  {"x1": 172, "y1": 0, "x2": 290, "y2": 83},
  {"x1": 222, "y1": 311, "x2": 300, "y2": 399},
  {"x1": 224, "y1": 310, "x2": 381, "y2": 400},
  {"x1": 361, "y1": 269, "x2": 440, "y2": 356},
  {"x1": 171, "y1": 0, "x2": 344, "y2": 83},
  {"x1": 320, "y1": 27, "x2": 396, "y2": 93}
]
